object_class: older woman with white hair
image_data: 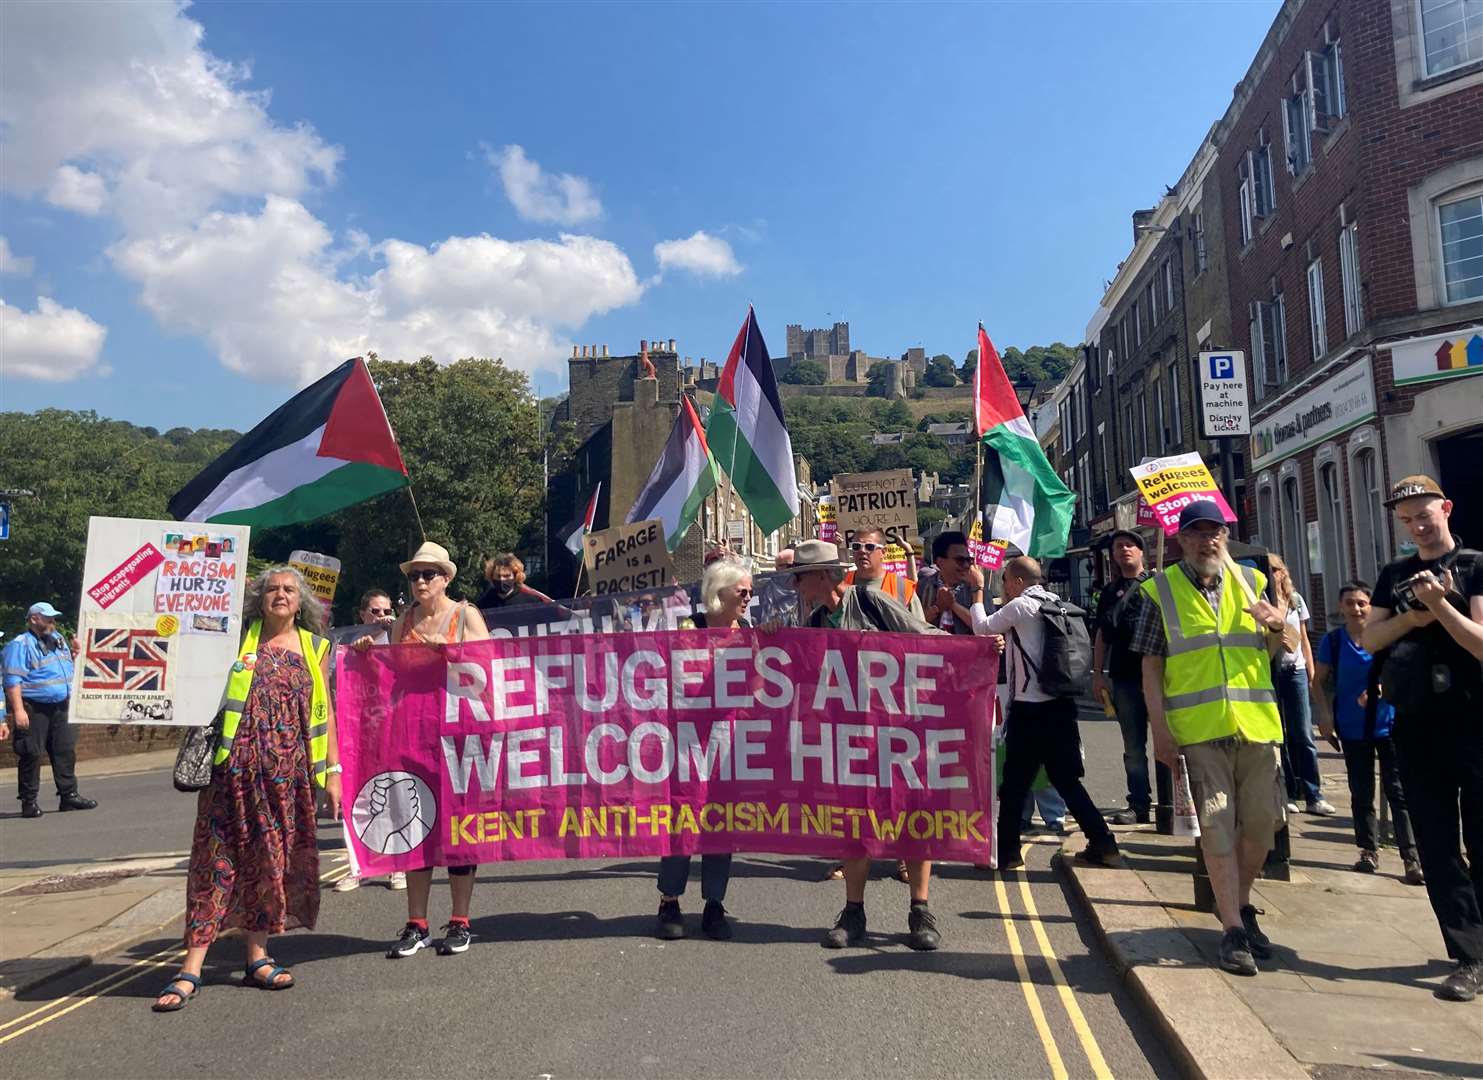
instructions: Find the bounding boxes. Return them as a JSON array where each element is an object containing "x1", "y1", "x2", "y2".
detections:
[
  {"x1": 155, "y1": 565, "x2": 337, "y2": 1011},
  {"x1": 654, "y1": 558, "x2": 752, "y2": 941}
]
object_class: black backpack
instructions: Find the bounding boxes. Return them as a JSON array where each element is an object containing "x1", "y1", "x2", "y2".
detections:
[{"x1": 1010, "y1": 590, "x2": 1092, "y2": 698}]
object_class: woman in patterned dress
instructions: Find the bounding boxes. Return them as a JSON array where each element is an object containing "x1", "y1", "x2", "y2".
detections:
[{"x1": 153, "y1": 566, "x2": 341, "y2": 1011}]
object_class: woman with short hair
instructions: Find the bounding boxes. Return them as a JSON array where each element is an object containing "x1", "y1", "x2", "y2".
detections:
[
  {"x1": 154, "y1": 566, "x2": 338, "y2": 1011},
  {"x1": 655, "y1": 559, "x2": 752, "y2": 941}
]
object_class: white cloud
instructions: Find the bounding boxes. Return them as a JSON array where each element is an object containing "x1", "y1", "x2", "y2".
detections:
[
  {"x1": 654, "y1": 230, "x2": 742, "y2": 279},
  {"x1": 488, "y1": 144, "x2": 603, "y2": 226},
  {"x1": 0, "y1": 2, "x2": 646, "y2": 389},
  {"x1": 0, "y1": 296, "x2": 108, "y2": 380},
  {"x1": 45, "y1": 165, "x2": 108, "y2": 215},
  {"x1": 0, "y1": 237, "x2": 35, "y2": 276}
]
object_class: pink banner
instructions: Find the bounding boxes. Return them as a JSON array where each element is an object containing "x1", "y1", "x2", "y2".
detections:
[{"x1": 337, "y1": 628, "x2": 997, "y2": 875}]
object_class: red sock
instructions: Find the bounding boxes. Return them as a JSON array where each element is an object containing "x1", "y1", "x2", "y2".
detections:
[
  {"x1": 408, "y1": 918, "x2": 428, "y2": 930},
  {"x1": 448, "y1": 916, "x2": 470, "y2": 927}
]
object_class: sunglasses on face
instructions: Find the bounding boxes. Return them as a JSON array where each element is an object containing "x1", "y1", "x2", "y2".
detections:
[
  {"x1": 366, "y1": 607, "x2": 393, "y2": 617},
  {"x1": 949, "y1": 555, "x2": 973, "y2": 566},
  {"x1": 406, "y1": 569, "x2": 444, "y2": 583},
  {"x1": 850, "y1": 542, "x2": 882, "y2": 553},
  {"x1": 730, "y1": 588, "x2": 753, "y2": 598}
]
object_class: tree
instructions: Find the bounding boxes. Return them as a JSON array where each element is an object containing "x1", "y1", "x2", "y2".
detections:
[
  {"x1": 960, "y1": 349, "x2": 978, "y2": 384},
  {"x1": 881, "y1": 399, "x2": 913, "y2": 430},
  {"x1": 780, "y1": 359, "x2": 827, "y2": 385},
  {"x1": 924, "y1": 356, "x2": 958, "y2": 388},
  {"x1": 865, "y1": 361, "x2": 894, "y2": 398},
  {"x1": 917, "y1": 507, "x2": 949, "y2": 534}
]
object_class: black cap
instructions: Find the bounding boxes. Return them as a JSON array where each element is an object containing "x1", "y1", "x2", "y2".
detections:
[
  {"x1": 1177, "y1": 500, "x2": 1228, "y2": 532},
  {"x1": 1109, "y1": 529, "x2": 1145, "y2": 551}
]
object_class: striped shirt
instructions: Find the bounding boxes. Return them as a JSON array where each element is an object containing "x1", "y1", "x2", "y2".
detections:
[{"x1": 3, "y1": 630, "x2": 74, "y2": 704}]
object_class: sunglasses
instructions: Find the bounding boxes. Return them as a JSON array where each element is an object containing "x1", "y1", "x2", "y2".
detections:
[
  {"x1": 731, "y1": 587, "x2": 753, "y2": 598},
  {"x1": 950, "y1": 555, "x2": 973, "y2": 566},
  {"x1": 406, "y1": 569, "x2": 444, "y2": 582},
  {"x1": 366, "y1": 607, "x2": 393, "y2": 616},
  {"x1": 850, "y1": 542, "x2": 882, "y2": 553}
]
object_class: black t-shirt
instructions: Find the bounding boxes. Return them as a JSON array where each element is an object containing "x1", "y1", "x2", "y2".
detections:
[
  {"x1": 1095, "y1": 570, "x2": 1153, "y2": 682},
  {"x1": 474, "y1": 584, "x2": 550, "y2": 610},
  {"x1": 1371, "y1": 541, "x2": 1483, "y2": 703}
]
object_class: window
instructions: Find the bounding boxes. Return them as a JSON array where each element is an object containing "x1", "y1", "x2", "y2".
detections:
[
  {"x1": 1106, "y1": 344, "x2": 1116, "y2": 377},
  {"x1": 1279, "y1": 471, "x2": 1308, "y2": 584},
  {"x1": 1439, "y1": 190, "x2": 1483, "y2": 303},
  {"x1": 1250, "y1": 294, "x2": 1288, "y2": 399},
  {"x1": 1098, "y1": 423, "x2": 1109, "y2": 507},
  {"x1": 1123, "y1": 402, "x2": 1136, "y2": 470},
  {"x1": 1149, "y1": 280, "x2": 1160, "y2": 325},
  {"x1": 1349, "y1": 440, "x2": 1388, "y2": 581},
  {"x1": 1074, "y1": 379, "x2": 1088, "y2": 439},
  {"x1": 1152, "y1": 375, "x2": 1165, "y2": 455},
  {"x1": 1256, "y1": 477, "x2": 1278, "y2": 551},
  {"x1": 1193, "y1": 209, "x2": 1208, "y2": 272},
  {"x1": 1239, "y1": 171, "x2": 1255, "y2": 247},
  {"x1": 1284, "y1": 82, "x2": 1312, "y2": 173},
  {"x1": 1251, "y1": 141, "x2": 1276, "y2": 216},
  {"x1": 1060, "y1": 398, "x2": 1073, "y2": 453},
  {"x1": 1133, "y1": 300, "x2": 1143, "y2": 347},
  {"x1": 1167, "y1": 359, "x2": 1183, "y2": 445},
  {"x1": 1308, "y1": 38, "x2": 1345, "y2": 129},
  {"x1": 1135, "y1": 390, "x2": 1148, "y2": 459},
  {"x1": 1119, "y1": 316, "x2": 1130, "y2": 360},
  {"x1": 1420, "y1": 0, "x2": 1483, "y2": 77},
  {"x1": 1316, "y1": 455, "x2": 1350, "y2": 614},
  {"x1": 1339, "y1": 221, "x2": 1363, "y2": 335},
  {"x1": 1163, "y1": 259, "x2": 1176, "y2": 310},
  {"x1": 1307, "y1": 257, "x2": 1328, "y2": 358}
]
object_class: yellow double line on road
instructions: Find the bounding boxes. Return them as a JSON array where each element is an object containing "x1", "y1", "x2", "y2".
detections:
[
  {"x1": 0, "y1": 854, "x2": 351, "y2": 1045},
  {"x1": 994, "y1": 859, "x2": 1114, "y2": 1080}
]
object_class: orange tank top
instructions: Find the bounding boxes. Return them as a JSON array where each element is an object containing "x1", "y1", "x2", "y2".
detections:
[{"x1": 398, "y1": 601, "x2": 466, "y2": 645}]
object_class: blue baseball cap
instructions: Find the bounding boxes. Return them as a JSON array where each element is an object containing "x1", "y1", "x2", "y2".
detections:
[
  {"x1": 1177, "y1": 500, "x2": 1228, "y2": 533},
  {"x1": 27, "y1": 602, "x2": 61, "y2": 618}
]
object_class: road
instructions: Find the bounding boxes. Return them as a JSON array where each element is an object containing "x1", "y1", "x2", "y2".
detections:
[{"x1": 0, "y1": 709, "x2": 1180, "y2": 1079}]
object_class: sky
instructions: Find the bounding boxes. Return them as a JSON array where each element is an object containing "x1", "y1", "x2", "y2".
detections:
[{"x1": 0, "y1": 0, "x2": 1279, "y2": 432}]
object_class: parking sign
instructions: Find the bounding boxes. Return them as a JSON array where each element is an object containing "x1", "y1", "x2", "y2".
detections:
[{"x1": 1198, "y1": 350, "x2": 1250, "y2": 437}]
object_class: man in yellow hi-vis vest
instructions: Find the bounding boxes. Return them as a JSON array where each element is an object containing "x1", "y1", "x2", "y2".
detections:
[{"x1": 1128, "y1": 500, "x2": 1288, "y2": 978}]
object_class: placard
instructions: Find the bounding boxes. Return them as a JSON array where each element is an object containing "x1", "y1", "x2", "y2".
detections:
[
  {"x1": 289, "y1": 549, "x2": 341, "y2": 617},
  {"x1": 832, "y1": 469, "x2": 917, "y2": 552},
  {"x1": 1129, "y1": 453, "x2": 1238, "y2": 537},
  {"x1": 816, "y1": 494, "x2": 837, "y2": 543},
  {"x1": 72, "y1": 517, "x2": 250, "y2": 725},
  {"x1": 584, "y1": 519, "x2": 676, "y2": 596}
]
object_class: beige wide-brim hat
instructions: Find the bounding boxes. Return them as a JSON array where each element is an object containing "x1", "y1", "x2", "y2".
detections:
[
  {"x1": 775, "y1": 538, "x2": 851, "y2": 574},
  {"x1": 399, "y1": 541, "x2": 457, "y2": 580}
]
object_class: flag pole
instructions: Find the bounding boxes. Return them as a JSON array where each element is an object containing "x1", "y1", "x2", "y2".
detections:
[{"x1": 404, "y1": 484, "x2": 427, "y2": 541}]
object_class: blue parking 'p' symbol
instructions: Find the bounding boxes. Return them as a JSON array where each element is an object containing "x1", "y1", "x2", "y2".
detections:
[{"x1": 1209, "y1": 354, "x2": 1236, "y2": 379}]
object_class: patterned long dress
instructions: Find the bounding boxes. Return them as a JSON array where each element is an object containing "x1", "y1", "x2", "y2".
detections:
[{"x1": 184, "y1": 644, "x2": 320, "y2": 947}]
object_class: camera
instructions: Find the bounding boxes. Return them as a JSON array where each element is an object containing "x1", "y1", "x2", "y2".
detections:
[{"x1": 1392, "y1": 574, "x2": 1422, "y2": 613}]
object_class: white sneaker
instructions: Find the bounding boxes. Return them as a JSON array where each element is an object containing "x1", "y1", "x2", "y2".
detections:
[
  {"x1": 1285, "y1": 801, "x2": 1301, "y2": 813},
  {"x1": 333, "y1": 874, "x2": 362, "y2": 892},
  {"x1": 387, "y1": 871, "x2": 407, "y2": 890},
  {"x1": 1306, "y1": 798, "x2": 1338, "y2": 816}
]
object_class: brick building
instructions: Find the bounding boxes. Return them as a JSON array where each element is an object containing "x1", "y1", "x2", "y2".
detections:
[{"x1": 1221, "y1": 0, "x2": 1483, "y2": 629}]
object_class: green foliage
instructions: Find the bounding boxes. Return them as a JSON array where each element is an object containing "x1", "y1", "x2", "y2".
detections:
[
  {"x1": 917, "y1": 506, "x2": 950, "y2": 533},
  {"x1": 881, "y1": 399, "x2": 913, "y2": 430},
  {"x1": 999, "y1": 342, "x2": 1076, "y2": 383},
  {"x1": 0, "y1": 356, "x2": 558, "y2": 629},
  {"x1": 923, "y1": 356, "x2": 958, "y2": 388},
  {"x1": 865, "y1": 361, "x2": 894, "y2": 398},
  {"x1": 780, "y1": 359, "x2": 828, "y2": 385},
  {"x1": 960, "y1": 349, "x2": 978, "y2": 383},
  {"x1": 0, "y1": 410, "x2": 242, "y2": 630}
]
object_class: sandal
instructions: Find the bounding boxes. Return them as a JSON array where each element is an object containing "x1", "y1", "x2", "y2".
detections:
[
  {"x1": 893, "y1": 860, "x2": 910, "y2": 883},
  {"x1": 821, "y1": 863, "x2": 845, "y2": 881},
  {"x1": 152, "y1": 971, "x2": 201, "y2": 1012},
  {"x1": 242, "y1": 957, "x2": 295, "y2": 990}
]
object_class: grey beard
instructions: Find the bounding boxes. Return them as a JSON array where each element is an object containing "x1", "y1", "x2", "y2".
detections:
[{"x1": 1188, "y1": 553, "x2": 1222, "y2": 579}]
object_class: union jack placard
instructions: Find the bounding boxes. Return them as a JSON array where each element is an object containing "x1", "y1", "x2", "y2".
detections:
[{"x1": 82, "y1": 627, "x2": 172, "y2": 693}]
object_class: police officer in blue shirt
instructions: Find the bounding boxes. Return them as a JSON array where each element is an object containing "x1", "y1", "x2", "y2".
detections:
[{"x1": 2, "y1": 602, "x2": 98, "y2": 818}]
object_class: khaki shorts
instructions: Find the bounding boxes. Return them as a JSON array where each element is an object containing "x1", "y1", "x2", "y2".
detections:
[{"x1": 1182, "y1": 737, "x2": 1285, "y2": 856}]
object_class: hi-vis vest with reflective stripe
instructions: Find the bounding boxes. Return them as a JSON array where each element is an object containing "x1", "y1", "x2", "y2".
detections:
[
  {"x1": 214, "y1": 621, "x2": 332, "y2": 787},
  {"x1": 1139, "y1": 564, "x2": 1282, "y2": 747}
]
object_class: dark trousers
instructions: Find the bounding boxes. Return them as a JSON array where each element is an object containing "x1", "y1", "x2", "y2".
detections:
[
  {"x1": 1112, "y1": 677, "x2": 1152, "y2": 814},
  {"x1": 1393, "y1": 707, "x2": 1483, "y2": 965},
  {"x1": 1341, "y1": 736, "x2": 1418, "y2": 862},
  {"x1": 11, "y1": 698, "x2": 79, "y2": 803},
  {"x1": 997, "y1": 697, "x2": 1113, "y2": 860},
  {"x1": 657, "y1": 854, "x2": 732, "y2": 902},
  {"x1": 1275, "y1": 664, "x2": 1322, "y2": 804}
]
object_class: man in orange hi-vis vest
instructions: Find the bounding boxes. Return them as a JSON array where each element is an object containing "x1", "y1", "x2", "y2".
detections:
[{"x1": 842, "y1": 526, "x2": 925, "y2": 621}]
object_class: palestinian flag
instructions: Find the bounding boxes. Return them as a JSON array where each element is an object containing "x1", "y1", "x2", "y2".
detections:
[
  {"x1": 563, "y1": 482, "x2": 602, "y2": 555},
  {"x1": 626, "y1": 396, "x2": 718, "y2": 551},
  {"x1": 168, "y1": 357, "x2": 409, "y2": 527},
  {"x1": 975, "y1": 324, "x2": 1074, "y2": 557},
  {"x1": 706, "y1": 306, "x2": 799, "y2": 535}
]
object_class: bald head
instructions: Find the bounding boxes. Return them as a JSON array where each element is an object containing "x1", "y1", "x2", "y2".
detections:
[{"x1": 1003, "y1": 556, "x2": 1043, "y2": 599}]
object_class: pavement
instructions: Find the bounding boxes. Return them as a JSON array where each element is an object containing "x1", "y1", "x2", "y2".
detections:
[{"x1": 1060, "y1": 741, "x2": 1483, "y2": 1079}]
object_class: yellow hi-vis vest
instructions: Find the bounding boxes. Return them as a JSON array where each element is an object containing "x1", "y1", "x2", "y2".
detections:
[
  {"x1": 214, "y1": 621, "x2": 332, "y2": 787},
  {"x1": 1139, "y1": 564, "x2": 1282, "y2": 747}
]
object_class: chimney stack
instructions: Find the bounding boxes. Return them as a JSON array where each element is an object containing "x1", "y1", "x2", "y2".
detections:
[
  {"x1": 602, "y1": 344, "x2": 609, "y2": 357},
  {"x1": 572, "y1": 345, "x2": 579, "y2": 358},
  {"x1": 668, "y1": 338, "x2": 676, "y2": 353}
]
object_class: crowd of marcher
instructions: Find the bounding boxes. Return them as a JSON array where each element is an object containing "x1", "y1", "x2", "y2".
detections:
[{"x1": 4, "y1": 478, "x2": 1475, "y2": 1012}]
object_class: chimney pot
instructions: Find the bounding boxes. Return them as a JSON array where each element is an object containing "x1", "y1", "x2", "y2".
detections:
[
  {"x1": 572, "y1": 345, "x2": 579, "y2": 358},
  {"x1": 640, "y1": 339, "x2": 648, "y2": 354},
  {"x1": 602, "y1": 344, "x2": 609, "y2": 357},
  {"x1": 668, "y1": 338, "x2": 676, "y2": 353}
]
